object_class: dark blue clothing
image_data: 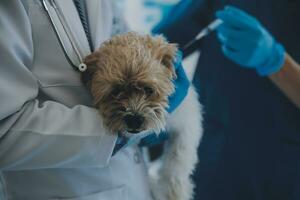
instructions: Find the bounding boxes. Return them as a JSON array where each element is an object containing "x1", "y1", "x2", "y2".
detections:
[{"x1": 155, "y1": 1, "x2": 300, "y2": 200}]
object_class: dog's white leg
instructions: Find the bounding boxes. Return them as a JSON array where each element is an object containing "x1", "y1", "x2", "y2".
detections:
[{"x1": 150, "y1": 86, "x2": 203, "y2": 200}]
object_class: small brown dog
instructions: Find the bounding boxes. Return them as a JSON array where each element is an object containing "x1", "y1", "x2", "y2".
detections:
[
  {"x1": 83, "y1": 32, "x2": 203, "y2": 200},
  {"x1": 83, "y1": 32, "x2": 177, "y2": 135}
]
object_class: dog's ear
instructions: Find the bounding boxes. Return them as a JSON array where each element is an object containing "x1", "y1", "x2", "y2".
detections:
[
  {"x1": 159, "y1": 43, "x2": 178, "y2": 79},
  {"x1": 150, "y1": 35, "x2": 178, "y2": 79},
  {"x1": 82, "y1": 52, "x2": 102, "y2": 87},
  {"x1": 159, "y1": 44, "x2": 177, "y2": 79}
]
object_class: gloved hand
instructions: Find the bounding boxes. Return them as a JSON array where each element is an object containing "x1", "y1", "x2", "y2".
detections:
[
  {"x1": 139, "y1": 131, "x2": 169, "y2": 147},
  {"x1": 216, "y1": 6, "x2": 285, "y2": 76},
  {"x1": 167, "y1": 51, "x2": 190, "y2": 112}
]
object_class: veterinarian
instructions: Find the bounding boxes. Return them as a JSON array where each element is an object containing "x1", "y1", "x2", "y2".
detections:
[
  {"x1": 152, "y1": 1, "x2": 300, "y2": 200},
  {"x1": 0, "y1": 0, "x2": 189, "y2": 199}
]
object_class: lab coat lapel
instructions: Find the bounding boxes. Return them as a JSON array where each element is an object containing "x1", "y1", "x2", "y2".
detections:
[
  {"x1": 86, "y1": 0, "x2": 113, "y2": 50},
  {"x1": 53, "y1": 0, "x2": 91, "y2": 57}
]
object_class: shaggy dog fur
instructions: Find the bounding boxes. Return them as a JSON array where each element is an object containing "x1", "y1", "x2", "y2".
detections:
[{"x1": 83, "y1": 32, "x2": 203, "y2": 200}]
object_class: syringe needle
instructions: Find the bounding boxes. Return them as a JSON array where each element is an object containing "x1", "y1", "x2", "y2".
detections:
[{"x1": 183, "y1": 19, "x2": 223, "y2": 50}]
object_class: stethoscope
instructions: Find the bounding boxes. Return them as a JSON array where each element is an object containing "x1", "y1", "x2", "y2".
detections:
[
  {"x1": 41, "y1": 0, "x2": 88, "y2": 72},
  {"x1": 41, "y1": 0, "x2": 222, "y2": 70}
]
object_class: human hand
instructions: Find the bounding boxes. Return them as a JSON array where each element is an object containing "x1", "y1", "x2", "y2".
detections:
[
  {"x1": 139, "y1": 131, "x2": 169, "y2": 147},
  {"x1": 216, "y1": 6, "x2": 285, "y2": 76}
]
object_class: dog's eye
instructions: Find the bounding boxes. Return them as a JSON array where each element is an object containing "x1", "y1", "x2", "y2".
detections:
[
  {"x1": 111, "y1": 87, "x2": 122, "y2": 97},
  {"x1": 144, "y1": 86, "x2": 154, "y2": 96},
  {"x1": 119, "y1": 106, "x2": 127, "y2": 112}
]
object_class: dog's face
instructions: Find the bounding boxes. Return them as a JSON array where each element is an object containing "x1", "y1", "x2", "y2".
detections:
[{"x1": 84, "y1": 32, "x2": 178, "y2": 134}]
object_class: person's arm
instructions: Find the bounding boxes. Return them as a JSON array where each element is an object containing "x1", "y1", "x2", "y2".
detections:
[
  {"x1": 269, "y1": 54, "x2": 300, "y2": 108},
  {"x1": 0, "y1": 0, "x2": 117, "y2": 171},
  {"x1": 216, "y1": 6, "x2": 300, "y2": 109}
]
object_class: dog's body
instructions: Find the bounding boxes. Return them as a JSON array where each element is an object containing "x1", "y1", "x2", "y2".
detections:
[{"x1": 83, "y1": 32, "x2": 203, "y2": 200}]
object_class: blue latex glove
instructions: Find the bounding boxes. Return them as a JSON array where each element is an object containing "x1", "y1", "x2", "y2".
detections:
[
  {"x1": 139, "y1": 131, "x2": 169, "y2": 147},
  {"x1": 216, "y1": 6, "x2": 285, "y2": 76},
  {"x1": 139, "y1": 51, "x2": 189, "y2": 147},
  {"x1": 167, "y1": 51, "x2": 190, "y2": 112}
]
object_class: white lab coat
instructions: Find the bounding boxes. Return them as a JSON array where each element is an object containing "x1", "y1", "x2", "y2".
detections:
[{"x1": 0, "y1": 0, "x2": 152, "y2": 199}]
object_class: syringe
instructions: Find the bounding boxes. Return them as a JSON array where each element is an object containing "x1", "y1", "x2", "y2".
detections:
[{"x1": 183, "y1": 19, "x2": 223, "y2": 50}]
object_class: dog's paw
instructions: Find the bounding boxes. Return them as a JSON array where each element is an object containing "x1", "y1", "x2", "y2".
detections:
[
  {"x1": 149, "y1": 175, "x2": 169, "y2": 200},
  {"x1": 150, "y1": 174, "x2": 195, "y2": 200}
]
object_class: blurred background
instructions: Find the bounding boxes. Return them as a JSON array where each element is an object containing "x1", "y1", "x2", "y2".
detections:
[{"x1": 117, "y1": 0, "x2": 181, "y2": 33}]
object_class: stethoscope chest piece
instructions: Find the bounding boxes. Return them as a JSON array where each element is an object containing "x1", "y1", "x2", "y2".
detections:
[{"x1": 78, "y1": 63, "x2": 87, "y2": 72}]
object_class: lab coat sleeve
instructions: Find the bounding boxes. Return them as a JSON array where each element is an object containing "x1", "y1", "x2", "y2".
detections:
[{"x1": 0, "y1": 0, "x2": 117, "y2": 171}]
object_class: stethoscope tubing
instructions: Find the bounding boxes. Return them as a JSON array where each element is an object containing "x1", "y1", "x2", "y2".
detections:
[{"x1": 41, "y1": 0, "x2": 87, "y2": 72}]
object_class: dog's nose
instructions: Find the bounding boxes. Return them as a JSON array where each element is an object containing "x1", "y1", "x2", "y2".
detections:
[{"x1": 124, "y1": 114, "x2": 144, "y2": 131}]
